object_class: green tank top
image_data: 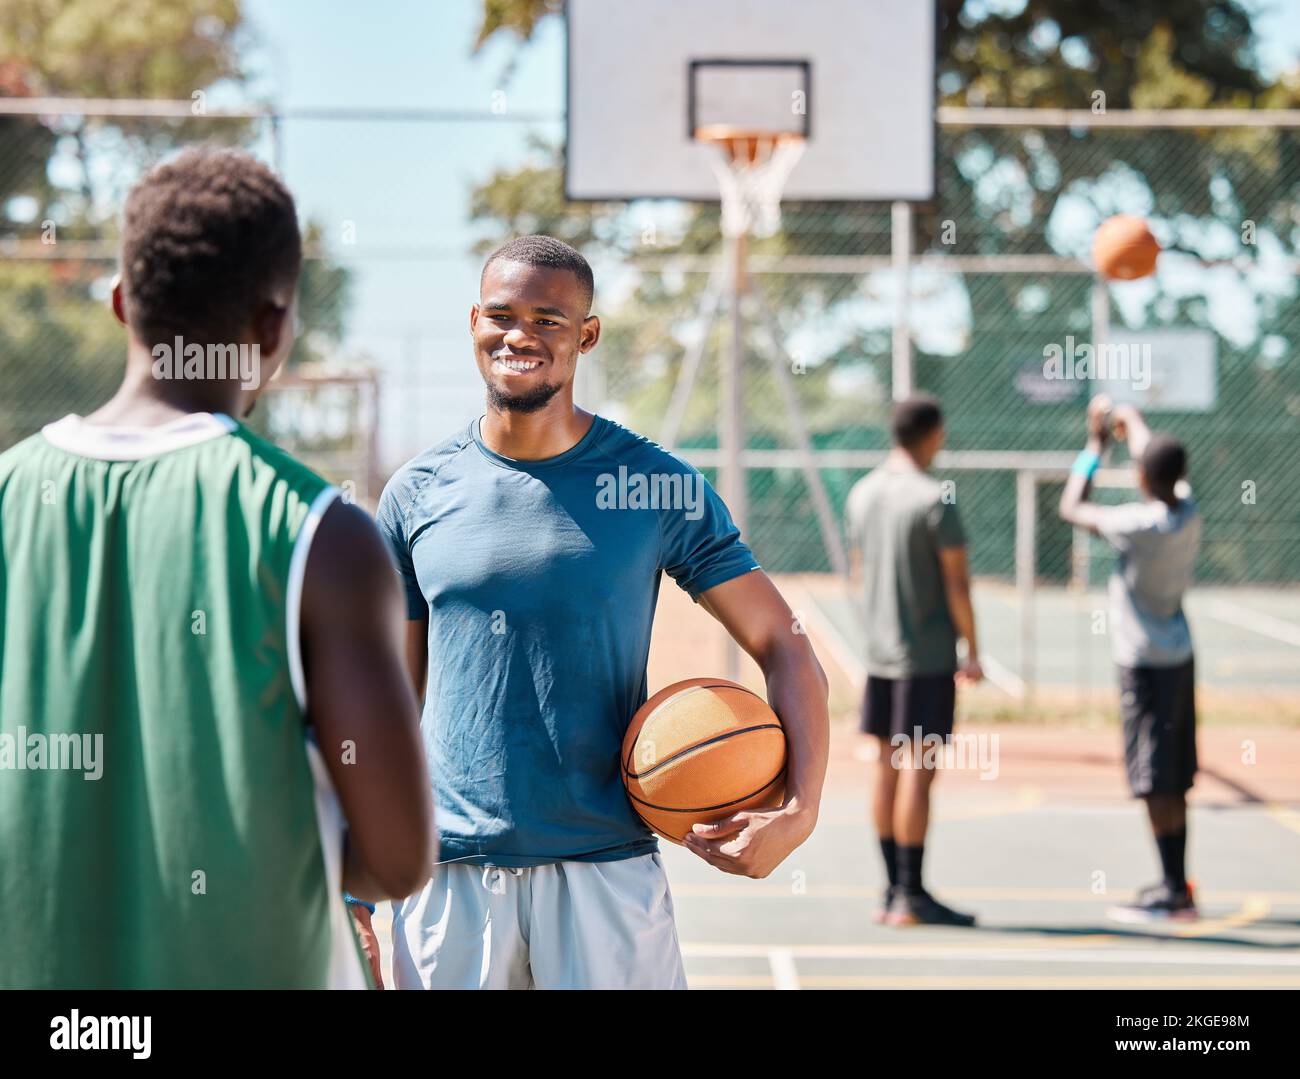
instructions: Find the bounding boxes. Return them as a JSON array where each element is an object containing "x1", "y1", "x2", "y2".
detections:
[{"x1": 0, "y1": 412, "x2": 366, "y2": 988}]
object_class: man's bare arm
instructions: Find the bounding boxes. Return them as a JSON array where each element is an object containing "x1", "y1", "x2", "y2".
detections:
[
  {"x1": 301, "y1": 500, "x2": 435, "y2": 901},
  {"x1": 1059, "y1": 395, "x2": 1112, "y2": 536},
  {"x1": 404, "y1": 616, "x2": 429, "y2": 700},
  {"x1": 937, "y1": 546, "x2": 982, "y2": 682},
  {"x1": 690, "y1": 570, "x2": 829, "y2": 878}
]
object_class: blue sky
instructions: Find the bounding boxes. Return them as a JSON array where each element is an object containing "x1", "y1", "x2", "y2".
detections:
[{"x1": 232, "y1": 0, "x2": 1300, "y2": 464}]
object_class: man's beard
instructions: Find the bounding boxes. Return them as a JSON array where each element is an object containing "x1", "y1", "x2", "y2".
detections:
[{"x1": 485, "y1": 376, "x2": 563, "y2": 414}]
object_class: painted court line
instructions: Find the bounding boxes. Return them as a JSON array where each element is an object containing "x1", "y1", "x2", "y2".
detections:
[
  {"x1": 1200, "y1": 598, "x2": 1300, "y2": 649},
  {"x1": 818, "y1": 785, "x2": 1048, "y2": 826},
  {"x1": 767, "y1": 948, "x2": 800, "y2": 990},
  {"x1": 792, "y1": 590, "x2": 868, "y2": 687},
  {"x1": 1172, "y1": 895, "x2": 1270, "y2": 940},
  {"x1": 687, "y1": 973, "x2": 1300, "y2": 989},
  {"x1": 976, "y1": 651, "x2": 1025, "y2": 698},
  {"x1": 816, "y1": 801, "x2": 1297, "y2": 825},
  {"x1": 671, "y1": 883, "x2": 1300, "y2": 903},
  {"x1": 681, "y1": 943, "x2": 1300, "y2": 967},
  {"x1": 800, "y1": 584, "x2": 1024, "y2": 699},
  {"x1": 1267, "y1": 803, "x2": 1300, "y2": 839}
]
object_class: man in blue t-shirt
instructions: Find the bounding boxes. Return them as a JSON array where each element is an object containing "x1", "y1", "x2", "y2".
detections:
[{"x1": 373, "y1": 235, "x2": 829, "y2": 989}]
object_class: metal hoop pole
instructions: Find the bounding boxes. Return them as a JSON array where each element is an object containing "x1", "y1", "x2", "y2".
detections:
[
  {"x1": 661, "y1": 265, "x2": 726, "y2": 450},
  {"x1": 722, "y1": 231, "x2": 747, "y2": 681}
]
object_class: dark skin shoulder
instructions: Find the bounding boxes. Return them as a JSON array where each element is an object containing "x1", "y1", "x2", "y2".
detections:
[{"x1": 300, "y1": 499, "x2": 435, "y2": 900}]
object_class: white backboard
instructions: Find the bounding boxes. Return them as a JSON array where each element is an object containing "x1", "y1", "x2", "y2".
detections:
[
  {"x1": 565, "y1": 0, "x2": 936, "y2": 202},
  {"x1": 1094, "y1": 329, "x2": 1218, "y2": 412}
]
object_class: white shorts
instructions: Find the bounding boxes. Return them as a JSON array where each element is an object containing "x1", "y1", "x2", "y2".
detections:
[{"x1": 389, "y1": 852, "x2": 687, "y2": 990}]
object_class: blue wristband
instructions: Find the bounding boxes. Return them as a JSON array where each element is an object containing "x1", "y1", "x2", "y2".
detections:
[
  {"x1": 1071, "y1": 450, "x2": 1101, "y2": 480},
  {"x1": 343, "y1": 892, "x2": 376, "y2": 915}
]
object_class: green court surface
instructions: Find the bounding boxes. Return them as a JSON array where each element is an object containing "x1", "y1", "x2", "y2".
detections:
[
  {"x1": 803, "y1": 579, "x2": 1300, "y2": 703},
  {"x1": 665, "y1": 718, "x2": 1300, "y2": 989},
  {"x1": 665, "y1": 576, "x2": 1299, "y2": 990}
]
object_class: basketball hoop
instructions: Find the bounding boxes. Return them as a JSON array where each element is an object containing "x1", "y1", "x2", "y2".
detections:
[{"x1": 695, "y1": 125, "x2": 806, "y2": 239}]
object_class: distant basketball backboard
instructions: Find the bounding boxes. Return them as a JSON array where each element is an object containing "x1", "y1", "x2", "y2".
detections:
[
  {"x1": 565, "y1": 0, "x2": 936, "y2": 202},
  {"x1": 1095, "y1": 328, "x2": 1218, "y2": 412}
]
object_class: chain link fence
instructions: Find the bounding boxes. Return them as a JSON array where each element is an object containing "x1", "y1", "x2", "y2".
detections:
[{"x1": 2, "y1": 106, "x2": 1298, "y2": 705}]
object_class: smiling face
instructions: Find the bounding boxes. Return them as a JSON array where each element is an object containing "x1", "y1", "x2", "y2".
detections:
[{"x1": 471, "y1": 259, "x2": 599, "y2": 414}]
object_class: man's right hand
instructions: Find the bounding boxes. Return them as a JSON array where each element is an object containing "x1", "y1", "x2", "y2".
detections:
[
  {"x1": 1110, "y1": 403, "x2": 1138, "y2": 443},
  {"x1": 957, "y1": 656, "x2": 984, "y2": 684},
  {"x1": 349, "y1": 902, "x2": 385, "y2": 989},
  {"x1": 1086, "y1": 394, "x2": 1113, "y2": 445}
]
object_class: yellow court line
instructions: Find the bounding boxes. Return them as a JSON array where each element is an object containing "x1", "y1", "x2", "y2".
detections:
[
  {"x1": 818, "y1": 798, "x2": 1300, "y2": 830},
  {"x1": 669, "y1": 883, "x2": 1300, "y2": 903},
  {"x1": 682, "y1": 940, "x2": 1122, "y2": 958},
  {"x1": 681, "y1": 929, "x2": 1300, "y2": 964},
  {"x1": 1267, "y1": 803, "x2": 1300, "y2": 839},
  {"x1": 687, "y1": 973, "x2": 1300, "y2": 989},
  {"x1": 1171, "y1": 895, "x2": 1270, "y2": 940},
  {"x1": 945, "y1": 783, "x2": 1047, "y2": 820}
]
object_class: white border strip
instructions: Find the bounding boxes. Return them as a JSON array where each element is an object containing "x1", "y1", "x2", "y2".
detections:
[
  {"x1": 287, "y1": 486, "x2": 341, "y2": 713},
  {"x1": 790, "y1": 589, "x2": 868, "y2": 684},
  {"x1": 1200, "y1": 598, "x2": 1300, "y2": 649},
  {"x1": 797, "y1": 583, "x2": 1023, "y2": 699},
  {"x1": 978, "y1": 652, "x2": 1026, "y2": 699},
  {"x1": 684, "y1": 943, "x2": 1300, "y2": 967},
  {"x1": 767, "y1": 948, "x2": 801, "y2": 989}
]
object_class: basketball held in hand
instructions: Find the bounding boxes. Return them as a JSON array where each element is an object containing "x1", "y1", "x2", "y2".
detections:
[{"x1": 621, "y1": 677, "x2": 787, "y2": 843}]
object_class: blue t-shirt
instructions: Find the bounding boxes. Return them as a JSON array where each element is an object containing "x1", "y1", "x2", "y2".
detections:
[{"x1": 375, "y1": 414, "x2": 759, "y2": 867}]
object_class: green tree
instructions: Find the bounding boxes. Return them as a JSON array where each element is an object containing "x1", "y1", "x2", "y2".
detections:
[{"x1": 0, "y1": 0, "x2": 355, "y2": 447}]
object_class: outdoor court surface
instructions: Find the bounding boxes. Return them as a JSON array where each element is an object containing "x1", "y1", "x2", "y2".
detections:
[
  {"x1": 659, "y1": 574, "x2": 1300, "y2": 989},
  {"x1": 665, "y1": 724, "x2": 1300, "y2": 989},
  {"x1": 373, "y1": 573, "x2": 1300, "y2": 990},
  {"x1": 801, "y1": 577, "x2": 1300, "y2": 704}
]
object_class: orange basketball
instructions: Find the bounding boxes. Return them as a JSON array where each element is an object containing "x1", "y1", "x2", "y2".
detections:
[
  {"x1": 1092, "y1": 214, "x2": 1160, "y2": 280},
  {"x1": 621, "y1": 677, "x2": 787, "y2": 843}
]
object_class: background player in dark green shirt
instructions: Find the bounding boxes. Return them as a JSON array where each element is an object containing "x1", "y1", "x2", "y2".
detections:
[{"x1": 846, "y1": 395, "x2": 982, "y2": 928}]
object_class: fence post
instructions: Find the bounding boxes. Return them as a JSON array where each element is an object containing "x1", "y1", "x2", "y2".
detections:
[
  {"x1": 722, "y1": 231, "x2": 747, "y2": 681},
  {"x1": 1071, "y1": 524, "x2": 1091, "y2": 590},
  {"x1": 1090, "y1": 275, "x2": 1110, "y2": 357},
  {"x1": 270, "y1": 112, "x2": 284, "y2": 173},
  {"x1": 1015, "y1": 470, "x2": 1037, "y2": 708},
  {"x1": 891, "y1": 200, "x2": 912, "y2": 400}
]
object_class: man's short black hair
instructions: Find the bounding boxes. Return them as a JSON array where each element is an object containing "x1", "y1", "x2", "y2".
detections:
[
  {"x1": 1140, "y1": 434, "x2": 1188, "y2": 499},
  {"x1": 890, "y1": 393, "x2": 945, "y2": 450},
  {"x1": 121, "y1": 146, "x2": 301, "y2": 348},
  {"x1": 481, "y1": 235, "x2": 595, "y2": 314}
]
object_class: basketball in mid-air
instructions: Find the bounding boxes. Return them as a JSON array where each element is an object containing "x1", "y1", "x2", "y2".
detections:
[
  {"x1": 621, "y1": 677, "x2": 787, "y2": 843},
  {"x1": 1092, "y1": 214, "x2": 1160, "y2": 280}
]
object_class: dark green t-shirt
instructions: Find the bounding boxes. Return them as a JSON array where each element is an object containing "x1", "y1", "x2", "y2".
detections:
[{"x1": 846, "y1": 464, "x2": 965, "y2": 678}]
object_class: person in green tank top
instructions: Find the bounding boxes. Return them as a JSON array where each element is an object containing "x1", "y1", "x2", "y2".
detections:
[{"x1": 0, "y1": 147, "x2": 434, "y2": 989}]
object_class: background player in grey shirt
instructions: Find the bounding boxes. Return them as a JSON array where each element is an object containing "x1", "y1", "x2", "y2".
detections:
[
  {"x1": 1060, "y1": 397, "x2": 1201, "y2": 922},
  {"x1": 846, "y1": 395, "x2": 982, "y2": 927}
]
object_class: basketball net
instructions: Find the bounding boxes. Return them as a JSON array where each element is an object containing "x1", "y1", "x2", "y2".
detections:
[{"x1": 696, "y1": 126, "x2": 806, "y2": 239}]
